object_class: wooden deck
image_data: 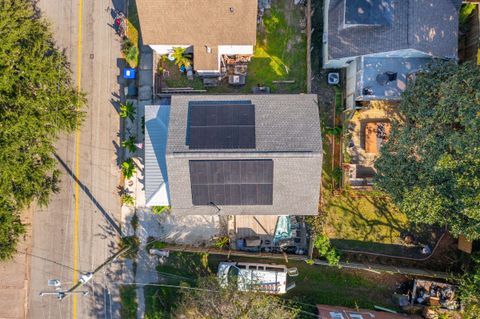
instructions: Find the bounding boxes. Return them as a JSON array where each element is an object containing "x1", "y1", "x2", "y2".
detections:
[{"x1": 234, "y1": 215, "x2": 279, "y2": 245}]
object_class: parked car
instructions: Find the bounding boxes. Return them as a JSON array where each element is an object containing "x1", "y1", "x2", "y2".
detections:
[{"x1": 217, "y1": 262, "x2": 297, "y2": 294}]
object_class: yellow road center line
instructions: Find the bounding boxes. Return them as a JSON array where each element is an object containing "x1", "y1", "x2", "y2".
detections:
[{"x1": 73, "y1": 0, "x2": 83, "y2": 317}]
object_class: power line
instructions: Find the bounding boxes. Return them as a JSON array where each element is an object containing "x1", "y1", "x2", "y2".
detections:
[
  {"x1": 112, "y1": 282, "x2": 214, "y2": 292},
  {"x1": 112, "y1": 282, "x2": 319, "y2": 317}
]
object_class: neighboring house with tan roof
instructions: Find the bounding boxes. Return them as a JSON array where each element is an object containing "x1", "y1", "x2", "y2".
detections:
[{"x1": 136, "y1": 0, "x2": 257, "y2": 75}]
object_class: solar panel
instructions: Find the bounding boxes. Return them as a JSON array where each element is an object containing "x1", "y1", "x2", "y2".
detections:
[
  {"x1": 187, "y1": 101, "x2": 256, "y2": 149},
  {"x1": 189, "y1": 160, "x2": 273, "y2": 206},
  {"x1": 345, "y1": 0, "x2": 393, "y2": 26}
]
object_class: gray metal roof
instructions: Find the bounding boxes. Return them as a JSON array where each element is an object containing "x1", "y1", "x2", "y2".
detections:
[
  {"x1": 356, "y1": 56, "x2": 434, "y2": 100},
  {"x1": 165, "y1": 94, "x2": 322, "y2": 216},
  {"x1": 327, "y1": 0, "x2": 460, "y2": 61},
  {"x1": 144, "y1": 104, "x2": 171, "y2": 206}
]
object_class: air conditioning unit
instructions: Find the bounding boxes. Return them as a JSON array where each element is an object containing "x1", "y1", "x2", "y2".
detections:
[{"x1": 327, "y1": 72, "x2": 340, "y2": 85}]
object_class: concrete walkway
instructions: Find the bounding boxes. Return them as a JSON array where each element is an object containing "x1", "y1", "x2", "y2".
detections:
[
  {"x1": 119, "y1": 43, "x2": 158, "y2": 319},
  {"x1": 134, "y1": 209, "x2": 161, "y2": 319}
]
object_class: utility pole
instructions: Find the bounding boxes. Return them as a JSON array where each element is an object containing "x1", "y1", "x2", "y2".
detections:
[{"x1": 40, "y1": 245, "x2": 131, "y2": 301}]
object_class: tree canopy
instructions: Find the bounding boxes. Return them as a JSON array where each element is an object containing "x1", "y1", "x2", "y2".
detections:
[
  {"x1": 457, "y1": 254, "x2": 480, "y2": 319},
  {"x1": 374, "y1": 62, "x2": 480, "y2": 240},
  {"x1": 0, "y1": 0, "x2": 85, "y2": 259},
  {"x1": 173, "y1": 277, "x2": 299, "y2": 319}
]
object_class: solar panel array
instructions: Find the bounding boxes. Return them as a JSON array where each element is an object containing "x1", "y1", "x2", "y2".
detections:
[
  {"x1": 187, "y1": 101, "x2": 256, "y2": 149},
  {"x1": 189, "y1": 160, "x2": 273, "y2": 206},
  {"x1": 345, "y1": 0, "x2": 393, "y2": 26}
]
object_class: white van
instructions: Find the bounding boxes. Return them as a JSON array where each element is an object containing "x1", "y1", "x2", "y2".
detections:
[{"x1": 217, "y1": 262, "x2": 298, "y2": 294}]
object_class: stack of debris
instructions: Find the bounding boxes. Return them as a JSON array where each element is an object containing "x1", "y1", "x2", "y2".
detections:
[
  {"x1": 412, "y1": 279, "x2": 458, "y2": 310},
  {"x1": 394, "y1": 279, "x2": 460, "y2": 318}
]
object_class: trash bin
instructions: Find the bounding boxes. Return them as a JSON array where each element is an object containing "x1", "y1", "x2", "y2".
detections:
[{"x1": 123, "y1": 68, "x2": 136, "y2": 79}]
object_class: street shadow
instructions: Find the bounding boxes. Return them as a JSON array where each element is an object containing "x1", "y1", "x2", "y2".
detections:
[
  {"x1": 112, "y1": 140, "x2": 123, "y2": 166},
  {"x1": 54, "y1": 153, "x2": 122, "y2": 236}
]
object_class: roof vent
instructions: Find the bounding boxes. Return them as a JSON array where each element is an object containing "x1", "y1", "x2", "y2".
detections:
[
  {"x1": 205, "y1": 46, "x2": 212, "y2": 53},
  {"x1": 376, "y1": 71, "x2": 397, "y2": 85},
  {"x1": 229, "y1": 7, "x2": 235, "y2": 13}
]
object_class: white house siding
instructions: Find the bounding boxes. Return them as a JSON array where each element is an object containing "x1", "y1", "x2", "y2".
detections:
[
  {"x1": 218, "y1": 45, "x2": 254, "y2": 55},
  {"x1": 322, "y1": 0, "x2": 330, "y2": 68},
  {"x1": 149, "y1": 44, "x2": 191, "y2": 55},
  {"x1": 345, "y1": 58, "x2": 358, "y2": 110}
]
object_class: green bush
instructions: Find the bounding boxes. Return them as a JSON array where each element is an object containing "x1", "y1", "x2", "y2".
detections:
[
  {"x1": 332, "y1": 167, "x2": 343, "y2": 187},
  {"x1": 460, "y1": 4, "x2": 476, "y2": 25},
  {"x1": 314, "y1": 235, "x2": 340, "y2": 266},
  {"x1": 121, "y1": 158, "x2": 136, "y2": 179},
  {"x1": 122, "y1": 194, "x2": 135, "y2": 206},
  {"x1": 120, "y1": 101, "x2": 136, "y2": 121},
  {"x1": 325, "y1": 126, "x2": 342, "y2": 136},
  {"x1": 213, "y1": 236, "x2": 229, "y2": 249},
  {"x1": 122, "y1": 135, "x2": 137, "y2": 153},
  {"x1": 305, "y1": 259, "x2": 315, "y2": 266},
  {"x1": 151, "y1": 206, "x2": 169, "y2": 215},
  {"x1": 120, "y1": 285, "x2": 137, "y2": 319}
]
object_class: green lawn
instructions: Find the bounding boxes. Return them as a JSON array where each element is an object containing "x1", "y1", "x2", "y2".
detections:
[
  {"x1": 246, "y1": 1, "x2": 307, "y2": 93},
  {"x1": 143, "y1": 252, "x2": 402, "y2": 318},
  {"x1": 160, "y1": 60, "x2": 204, "y2": 90},
  {"x1": 120, "y1": 285, "x2": 138, "y2": 319},
  {"x1": 320, "y1": 113, "x2": 410, "y2": 254},
  {"x1": 126, "y1": 0, "x2": 140, "y2": 67},
  {"x1": 207, "y1": 0, "x2": 307, "y2": 94}
]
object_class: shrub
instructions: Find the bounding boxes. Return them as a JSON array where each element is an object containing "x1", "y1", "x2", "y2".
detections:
[
  {"x1": 460, "y1": 4, "x2": 476, "y2": 25},
  {"x1": 314, "y1": 234, "x2": 340, "y2": 266},
  {"x1": 151, "y1": 206, "x2": 169, "y2": 215},
  {"x1": 213, "y1": 236, "x2": 229, "y2": 249},
  {"x1": 305, "y1": 259, "x2": 315, "y2": 266},
  {"x1": 120, "y1": 101, "x2": 136, "y2": 121},
  {"x1": 121, "y1": 135, "x2": 137, "y2": 153},
  {"x1": 325, "y1": 126, "x2": 342, "y2": 136},
  {"x1": 122, "y1": 194, "x2": 135, "y2": 206},
  {"x1": 121, "y1": 158, "x2": 136, "y2": 179}
]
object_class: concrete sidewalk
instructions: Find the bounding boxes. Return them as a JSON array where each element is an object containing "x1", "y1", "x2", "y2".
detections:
[{"x1": 0, "y1": 208, "x2": 32, "y2": 319}]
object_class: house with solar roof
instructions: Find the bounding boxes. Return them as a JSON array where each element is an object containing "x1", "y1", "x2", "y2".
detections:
[
  {"x1": 144, "y1": 94, "x2": 322, "y2": 216},
  {"x1": 323, "y1": 0, "x2": 461, "y2": 108}
]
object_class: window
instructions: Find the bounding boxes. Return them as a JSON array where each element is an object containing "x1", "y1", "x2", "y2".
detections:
[
  {"x1": 349, "y1": 314, "x2": 364, "y2": 319},
  {"x1": 329, "y1": 312, "x2": 344, "y2": 319}
]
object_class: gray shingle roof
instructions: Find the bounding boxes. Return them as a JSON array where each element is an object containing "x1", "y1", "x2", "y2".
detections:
[
  {"x1": 327, "y1": 0, "x2": 460, "y2": 61},
  {"x1": 165, "y1": 95, "x2": 322, "y2": 216}
]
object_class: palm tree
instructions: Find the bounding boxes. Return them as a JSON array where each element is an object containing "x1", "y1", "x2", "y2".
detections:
[
  {"x1": 171, "y1": 47, "x2": 192, "y2": 68},
  {"x1": 122, "y1": 194, "x2": 135, "y2": 206},
  {"x1": 121, "y1": 158, "x2": 136, "y2": 179},
  {"x1": 121, "y1": 135, "x2": 137, "y2": 153},
  {"x1": 120, "y1": 101, "x2": 136, "y2": 121}
]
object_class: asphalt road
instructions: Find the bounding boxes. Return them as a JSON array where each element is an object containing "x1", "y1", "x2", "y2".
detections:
[{"x1": 28, "y1": 0, "x2": 126, "y2": 318}]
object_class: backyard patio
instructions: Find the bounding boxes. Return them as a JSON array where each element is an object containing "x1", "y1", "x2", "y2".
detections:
[{"x1": 154, "y1": 0, "x2": 307, "y2": 94}]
